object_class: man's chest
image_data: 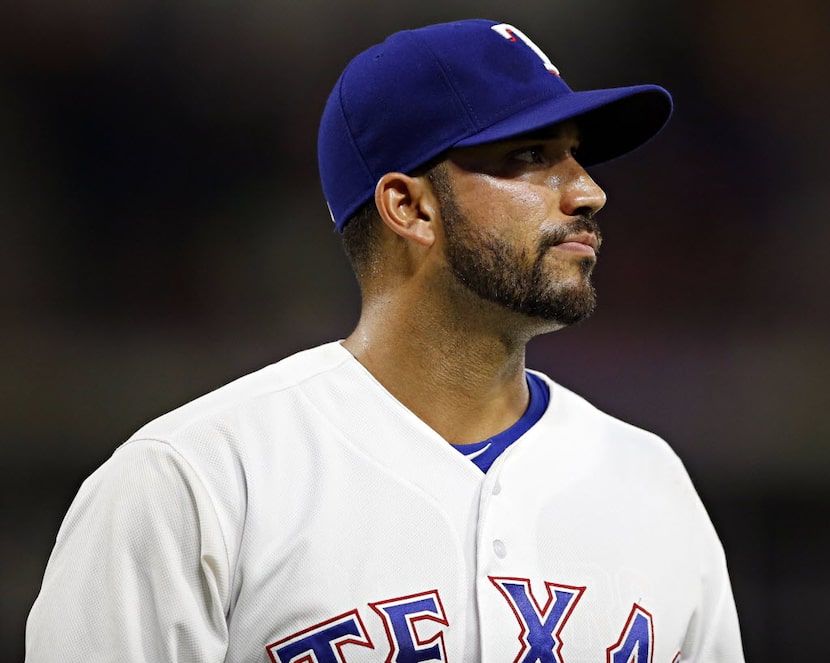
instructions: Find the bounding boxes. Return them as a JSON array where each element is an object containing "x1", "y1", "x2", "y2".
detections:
[{"x1": 222, "y1": 456, "x2": 695, "y2": 662}]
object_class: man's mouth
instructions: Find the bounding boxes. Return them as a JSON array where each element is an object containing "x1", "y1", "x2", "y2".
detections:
[{"x1": 550, "y1": 231, "x2": 599, "y2": 256}]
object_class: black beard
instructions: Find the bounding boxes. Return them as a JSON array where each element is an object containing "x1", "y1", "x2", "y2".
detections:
[{"x1": 441, "y1": 197, "x2": 600, "y2": 326}]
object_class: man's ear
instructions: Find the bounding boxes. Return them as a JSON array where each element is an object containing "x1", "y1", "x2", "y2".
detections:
[{"x1": 374, "y1": 172, "x2": 440, "y2": 247}]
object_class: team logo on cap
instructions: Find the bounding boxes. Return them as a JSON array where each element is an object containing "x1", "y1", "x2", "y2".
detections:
[{"x1": 491, "y1": 23, "x2": 560, "y2": 76}]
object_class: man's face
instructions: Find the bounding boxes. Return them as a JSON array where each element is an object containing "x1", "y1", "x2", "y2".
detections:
[{"x1": 432, "y1": 121, "x2": 607, "y2": 326}]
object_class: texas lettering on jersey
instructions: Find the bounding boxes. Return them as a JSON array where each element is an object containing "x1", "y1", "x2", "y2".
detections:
[{"x1": 265, "y1": 578, "x2": 680, "y2": 662}]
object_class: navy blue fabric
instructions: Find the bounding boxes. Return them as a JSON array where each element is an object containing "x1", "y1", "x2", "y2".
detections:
[
  {"x1": 454, "y1": 372, "x2": 550, "y2": 473},
  {"x1": 318, "y1": 19, "x2": 673, "y2": 230}
]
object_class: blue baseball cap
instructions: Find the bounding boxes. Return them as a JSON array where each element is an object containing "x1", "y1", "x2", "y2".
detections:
[{"x1": 318, "y1": 19, "x2": 673, "y2": 231}]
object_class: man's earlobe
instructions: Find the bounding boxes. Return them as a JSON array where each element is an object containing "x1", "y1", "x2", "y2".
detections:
[{"x1": 375, "y1": 173, "x2": 436, "y2": 247}]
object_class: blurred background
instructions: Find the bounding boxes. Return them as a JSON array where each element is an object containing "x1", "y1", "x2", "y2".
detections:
[{"x1": 2, "y1": 0, "x2": 828, "y2": 659}]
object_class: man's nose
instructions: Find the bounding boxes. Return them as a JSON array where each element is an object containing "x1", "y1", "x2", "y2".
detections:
[{"x1": 558, "y1": 160, "x2": 607, "y2": 218}]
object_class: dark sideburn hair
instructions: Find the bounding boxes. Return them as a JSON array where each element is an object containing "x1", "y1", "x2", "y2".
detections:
[{"x1": 340, "y1": 161, "x2": 450, "y2": 281}]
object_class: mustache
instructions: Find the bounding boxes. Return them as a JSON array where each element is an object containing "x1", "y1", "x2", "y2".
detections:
[{"x1": 539, "y1": 216, "x2": 602, "y2": 253}]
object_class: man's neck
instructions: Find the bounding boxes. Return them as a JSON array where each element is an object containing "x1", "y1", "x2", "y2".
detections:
[{"x1": 342, "y1": 310, "x2": 533, "y2": 446}]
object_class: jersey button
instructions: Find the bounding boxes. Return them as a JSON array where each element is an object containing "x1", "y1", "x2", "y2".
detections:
[
  {"x1": 492, "y1": 480, "x2": 501, "y2": 495},
  {"x1": 493, "y1": 539, "x2": 507, "y2": 558}
]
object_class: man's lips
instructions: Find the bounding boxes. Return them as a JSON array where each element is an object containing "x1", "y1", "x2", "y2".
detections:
[{"x1": 550, "y1": 232, "x2": 599, "y2": 256}]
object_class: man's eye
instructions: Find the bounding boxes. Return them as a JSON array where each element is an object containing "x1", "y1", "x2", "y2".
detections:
[{"x1": 512, "y1": 147, "x2": 546, "y2": 164}]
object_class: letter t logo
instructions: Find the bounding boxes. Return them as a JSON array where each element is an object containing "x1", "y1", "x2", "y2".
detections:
[{"x1": 491, "y1": 23, "x2": 561, "y2": 75}]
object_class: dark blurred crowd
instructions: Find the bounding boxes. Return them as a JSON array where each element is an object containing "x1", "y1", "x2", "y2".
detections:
[{"x1": 2, "y1": 0, "x2": 828, "y2": 659}]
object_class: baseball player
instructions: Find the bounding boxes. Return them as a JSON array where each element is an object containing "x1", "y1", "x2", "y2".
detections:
[{"x1": 26, "y1": 19, "x2": 745, "y2": 662}]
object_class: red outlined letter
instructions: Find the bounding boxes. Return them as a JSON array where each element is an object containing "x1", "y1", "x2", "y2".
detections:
[
  {"x1": 370, "y1": 590, "x2": 449, "y2": 663},
  {"x1": 606, "y1": 604, "x2": 655, "y2": 663},
  {"x1": 490, "y1": 576, "x2": 585, "y2": 663},
  {"x1": 266, "y1": 609, "x2": 374, "y2": 663}
]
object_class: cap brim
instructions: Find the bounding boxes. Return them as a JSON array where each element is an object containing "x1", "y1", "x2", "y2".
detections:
[{"x1": 454, "y1": 84, "x2": 673, "y2": 166}]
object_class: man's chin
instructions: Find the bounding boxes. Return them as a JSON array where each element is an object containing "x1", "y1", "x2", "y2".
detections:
[{"x1": 522, "y1": 287, "x2": 597, "y2": 327}]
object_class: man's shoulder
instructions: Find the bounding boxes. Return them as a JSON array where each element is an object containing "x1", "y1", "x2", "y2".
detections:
[
  {"x1": 129, "y1": 341, "x2": 352, "y2": 443},
  {"x1": 529, "y1": 369, "x2": 683, "y2": 465}
]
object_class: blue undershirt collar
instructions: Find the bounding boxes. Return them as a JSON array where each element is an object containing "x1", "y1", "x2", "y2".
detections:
[{"x1": 453, "y1": 372, "x2": 550, "y2": 473}]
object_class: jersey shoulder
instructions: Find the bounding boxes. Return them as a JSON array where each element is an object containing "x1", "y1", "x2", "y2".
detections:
[
  {"x1": 526, "y1": 370, "x2": 715, "y2": 529},
  {"x1": 129, "y1": 341, "x2": 351, "y2": 442},
  {"x1": 528, "y1": 369, "x2": 688, "y2": 474}
]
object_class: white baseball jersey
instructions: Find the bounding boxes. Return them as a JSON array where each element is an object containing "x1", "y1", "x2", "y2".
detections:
[{"x1": 26, "y1": 341, "x2": 745, "y2": 662}]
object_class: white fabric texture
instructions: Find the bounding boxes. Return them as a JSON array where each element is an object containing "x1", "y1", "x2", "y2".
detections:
[{"x1": 26, "y1": 341, "x2": 745, "y2": 662}]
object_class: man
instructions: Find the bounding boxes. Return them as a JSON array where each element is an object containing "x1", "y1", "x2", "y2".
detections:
[{"x1": 27, "y1": 19, "x2": 745, "y2": 662}]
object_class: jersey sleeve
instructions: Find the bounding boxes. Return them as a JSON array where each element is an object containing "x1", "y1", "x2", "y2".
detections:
[
  {"x1": 26, "y1": 439, "x2": 232, "y2": 662},
  {"x1": 679, "y1": 472, "x2": 746, "y2": 662}
]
